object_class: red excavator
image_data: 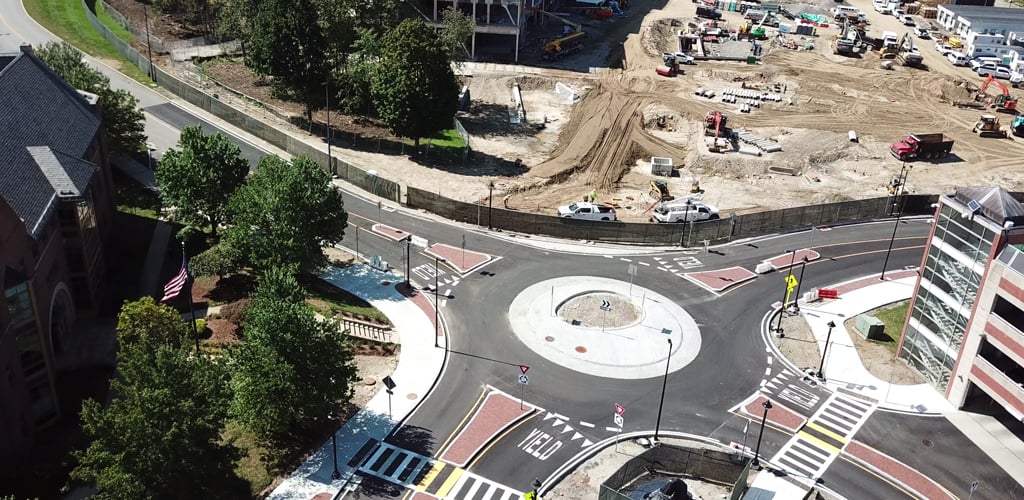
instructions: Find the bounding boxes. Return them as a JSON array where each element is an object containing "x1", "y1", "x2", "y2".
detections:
[
  {"x1": 978, "y1": 75, "x2": 1018, "y2": 113},
  {"x1": 704, "y1": 111, "x2": 730, "y2": 152}
]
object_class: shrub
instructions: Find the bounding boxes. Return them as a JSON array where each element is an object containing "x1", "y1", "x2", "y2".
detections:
[{"x1": 220, "y1": 298, "x2": 251, "y2": 324}]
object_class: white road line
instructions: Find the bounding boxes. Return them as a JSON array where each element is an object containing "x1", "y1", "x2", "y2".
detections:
[
  {"x1": 619, "y1": 258, "x2": 632, "y2": 262},
  {"x1": 579, "y1": 421, "x2": 595, "y2": 428},
  {"x1": 603, "y1": 255, "x2": 613, "y2": 258},
  {"x1": 444, "y1": 289, "x2": 452, "y2": 297},
  {"x1": 606, "y1": 426, "x2": 622, "y2": 432},
  {"x1": 638, "y1": 261, "x2": 651, "y2": 266},
  {"x1": 767, "y1": 357, "x2": 773, "y2": 365},
  {"x1": 551, "y1": 412, "x2": 569, "y2": 420},
  {"x1": 764, "y1": 367, "x2": 771, "y2": 376},
  {"x1": 760, "y1": 379, "x2": 768, "y2": 387},
  {"x1": 441, "y1": 300, "x2": 447, "y2": 307}
]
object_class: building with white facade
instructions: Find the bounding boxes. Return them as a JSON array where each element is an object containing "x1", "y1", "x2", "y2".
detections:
[
  {"x1": 898, "y1": 187, "x2": 1024, "y2": 427},
  {"x1": 936, "y1": 5, "x2": 1024, "y2": 39}
]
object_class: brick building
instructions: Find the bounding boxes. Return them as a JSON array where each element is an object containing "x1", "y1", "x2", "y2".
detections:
[
  {"x1": 0, "y1": 45, "x2": 115, "y2": 463},
  {"x1": 898, "y1": 186, "x2": 1024, "y2": 428}
]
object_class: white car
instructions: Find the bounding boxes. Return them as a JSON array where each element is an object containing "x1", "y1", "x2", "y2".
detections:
[
  {"x1": 873, "y1": 1, "x2": 891, "y2": 14},
  {"x1": 557, "y1": 202, "x2": 618, "y2": 221},
  {"x1": 935, "y1": 42, "x2": 954, "y2": 56},
  {"x1": 900, "y1": 14, "x2": 915, "y2": 26},
  {"x1": 977, "y1": 64, "x2": 1013, "y2": 79}
]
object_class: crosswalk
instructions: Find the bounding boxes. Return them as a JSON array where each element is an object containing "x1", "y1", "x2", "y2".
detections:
[
  {"x1": 357, "y1": 441, "x2": 523, "y2": 499},
  {"x1": 761, "y1": 369, "x2": 819, "y2": 411},
  {"x1": 771, "y1": 393, "x2": 876, "y2": 483},
  {"x1": 652, "y1": 255, "x2": 704, "y2": 274}
]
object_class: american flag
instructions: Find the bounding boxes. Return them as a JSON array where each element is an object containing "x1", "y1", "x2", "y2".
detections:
[{"x1": 160, "y1": 254, "x2": 189, "y2": 302}]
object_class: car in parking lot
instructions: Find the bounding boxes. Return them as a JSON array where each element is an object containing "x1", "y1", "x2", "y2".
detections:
[
  {"x1": 970, "y1": 56, "x2": 1003, "y2": 71},
  {"x1": 900, "y1": 14, "x2": 915, "y2": 26},
  {"x1": 947, "y1": 52, "x2": 970, "y2": 66},
  {"x1": 915, "y1": 27, "x2": 930, "y2": 39},
  {"x1": 873, "y1": 0, "x2": 891, "y2": 14},
  {"x1": 976, "y1": 62, "x2": 1013, "y2": 79},
  {"x1": 935, "y1": 42, "x2": 954, "y2": 56},
  {"x1": 557, "y1": 202, "x2": 618, "y2": 221}
]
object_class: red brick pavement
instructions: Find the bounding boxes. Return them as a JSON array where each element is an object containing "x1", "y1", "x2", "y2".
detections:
[
  {"x1": 397, "y1": 283, "x2": 441, "y2": 338},
  {"x1": 440, "y1": 391, "x2": 535, "y2": 466},
  {"x1": 740, "y1": 395, "x2": 806, "y2": 433},
  {"x1": 426, "y1": 243, "x2": 492, "y2": 274},
  {"x1": 831, "y1": 269, "x2": 918, "y2": 295},
  {"x1": 372, "y1": 223, "x2": 410, "y2": 241},
  {"x1": 844, "y1": 441, "x2": 955, "y2": 499},
  {"x1": 310, "y1": 493, "x2": 332, "y2": 500},
  {"x1": 684, "y1": 266, "x2": 758, "y2": 292},
  {"x1": 765, "y1": 248, "x2": 821, "y2": 269},
  {"x1": 409, "y1": 492, "x2": 434, "y2": 500}
]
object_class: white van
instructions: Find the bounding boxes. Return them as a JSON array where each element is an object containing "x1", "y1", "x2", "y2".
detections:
[
  {"x1": 832, "y1": 6, "x2": 862, "y2": 18},
  {"x1": 947, "y1": 53, "x2": 970, "y2": 66}
]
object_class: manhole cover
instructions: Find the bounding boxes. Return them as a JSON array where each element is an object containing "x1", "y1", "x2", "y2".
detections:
[{"x1": 922, "y1": 439, "x2": 934, "y2": 448}]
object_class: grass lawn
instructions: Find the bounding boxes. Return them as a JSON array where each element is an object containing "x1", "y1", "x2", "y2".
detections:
[
  {"x1": 866, "y1": 300, "x2": 910, "y2": 352},
  {"x1": 424, "y1": 129, "x2": 467, "y2": 149},
  {"x1": 112, "y1": 169, "x2": 161, "y2": 219},
  {"x1": 222, "y1": 422, "x2": 274, "y2": 496},
  {"x1": 25, "y1": 0, "x2": 150, "y2": 83},
  {"x1": 300, "y1": 275, "x2": 391, "y2": 325}
]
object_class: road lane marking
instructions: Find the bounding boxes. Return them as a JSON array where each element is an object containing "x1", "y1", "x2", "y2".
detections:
[
  {"x1": 805, "y1": 422, "x2": 849, "y2": 446},
  {"x1": 415, "y1": 461, "x2": 445, "y2": 491},
  {"x1": 797, "y1": 431, "x2": 840, "y2": 455},
  {"x1": 434, "y1": 466, "x2": 464, "y2": 497}
]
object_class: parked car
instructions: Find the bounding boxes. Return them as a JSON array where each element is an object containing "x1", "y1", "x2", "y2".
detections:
[
  {"x1": 915, "y1": 27, "x2": 930, "y2": 39},
  {"x1": 557, "y1": 202, "x2": 618, "y2": 221},
  {"x1": 873, "y1": 0, "x2": 891, "y2": 14},
  {"x1": 892, "y1": 8, "x2": 906, "y2": 18},
  {"x1": 935, "y1": 42, "x2": 954, "y2": 56},
  {"x1": 977, "y1": 64, "x2": 1013, "y2": 79},
  {"x1": 900, "y1": 14, "x2": 916, "y2": 26},
  {"x1": 969, "y1": 56, "x2": 1002, "y2": 71},
  {"x1": 947, "y1": 52, "x2": 970, "y2": 66}
]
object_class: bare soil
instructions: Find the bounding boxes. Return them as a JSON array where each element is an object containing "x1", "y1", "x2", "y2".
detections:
[
  {"x1": 112, "y1": 0, "x2": 1024, "y2": 224},
  {"x1": 557, "y1": 293, "x2": 640, "y2": 328}
]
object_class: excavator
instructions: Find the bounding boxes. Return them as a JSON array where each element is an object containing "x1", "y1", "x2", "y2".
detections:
[
  {"x1": 895, "y1": 32, "x2": 923, "y2": 67},
  {"x1": 978, "y1": 75, "x2": 1018, "y2": 113},
  {"x1": 704, "y1": 111, "x2": 730, "y2": 153},
  {"x1": 833, "y1": 19, "x2": 859, "y2": 55},
  {"x1": 531, "y1": 7, "x2": 587, "y2": 60}
]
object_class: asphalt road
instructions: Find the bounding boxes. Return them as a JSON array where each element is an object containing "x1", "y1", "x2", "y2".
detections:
[{"x1": 2, "y1": 3, "x2": 1004, "y2": 498}]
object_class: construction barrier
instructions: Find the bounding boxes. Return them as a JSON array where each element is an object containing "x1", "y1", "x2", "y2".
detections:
[{"x1": 818, "y1": 288, "x2": 839, "y2": 299}]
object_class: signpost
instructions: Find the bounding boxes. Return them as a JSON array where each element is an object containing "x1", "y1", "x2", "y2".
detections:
[
  {"x1": 628, "y1": 264, "x2": 637, "y2": 296},
  {"x1": 382, "y1": 376, "x2": 396, "y2": 420},
  {"x1": 518, "y1": 366, "x2": 530, "y2": 409},
  {"x1": 613, "y1": 403, "x2": 625, "y2": 451},
  {"x1": 968, "y1": 480, "x2": 980, "y2": 500}
]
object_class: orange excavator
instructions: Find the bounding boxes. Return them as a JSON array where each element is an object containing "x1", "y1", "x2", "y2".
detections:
[
  {"x1": 978, "y1": 75, "x2": 1018, "y2": 113},
  {"x1": 704, "y1": 111, "x2": 730, "y2": 152}
]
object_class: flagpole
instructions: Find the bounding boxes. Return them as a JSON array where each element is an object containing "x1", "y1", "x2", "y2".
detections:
[{"x1": 183, "y1": 241, "x2": 200, "y2": 353}]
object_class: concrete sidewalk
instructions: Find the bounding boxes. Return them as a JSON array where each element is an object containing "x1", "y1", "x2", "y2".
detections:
[{"x1": 267, "y1": 264, "x2": 446, "y2": 500}]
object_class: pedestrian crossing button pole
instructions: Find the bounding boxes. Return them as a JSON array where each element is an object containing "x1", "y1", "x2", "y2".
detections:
[
  {"x1": 327, "y1": 412, "x2": 341, "y2": 480},
  {"x1": 817, "y1": 321, "x2": 837, "y2": 381},
  {"x1": 752, "y1": 399, "x2": 772, "y2": 469},
  {"x1": 382, "y1": 376, "x2": 396, "y2": 421},
  {"x1": 434, "y1": 256, "x2": 446, "y2": 348}
]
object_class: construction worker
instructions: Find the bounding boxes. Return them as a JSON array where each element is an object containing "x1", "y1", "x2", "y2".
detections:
[{"x1": 588, "y1": 189, "x2": 597, "y2": 202}]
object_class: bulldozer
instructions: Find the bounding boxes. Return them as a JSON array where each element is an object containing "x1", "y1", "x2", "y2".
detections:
[{"x1": 973, "y1": 114, "x2": 1008, "y2": 138}]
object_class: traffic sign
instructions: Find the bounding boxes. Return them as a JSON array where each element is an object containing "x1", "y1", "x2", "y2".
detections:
[
  {"x1": 518, "y1": 374, "x2": 529, "y2": 385},
  {"x1": 382, "y1": 375, "x2": 396, "y2": 390},
  {"x1": 613, "y1": 414, "x2": 623, "y2": 427},
  {"x1": 785, "y1": 275, "x2": 798, "y2": 289},
  {"x1": 628, "y1": 264, "x2": 637, "y2": 276},
  {"x1": 520, "y1": 365, "x2": 530, "y2": 374},
  {"x1": 614, "y1": 403, "x2": 625, "y2": 416},
  {"x1": 970, "y1": 480, "x2": 980, "y2": 492}
]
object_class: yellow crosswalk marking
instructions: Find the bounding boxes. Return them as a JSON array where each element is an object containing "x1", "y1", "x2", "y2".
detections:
[
  {"x1": 798, "y1": 431, "x2": 840, "y2": 455},
  {"x1": 805, "y1": 421, "x2": 849, "y2": 445},
  {"x1": 434, "y1": 466, "x2": 464, "y2": 498},
  {"x1": 416, "y1": 461, "x2": 445, "y2": 491}
]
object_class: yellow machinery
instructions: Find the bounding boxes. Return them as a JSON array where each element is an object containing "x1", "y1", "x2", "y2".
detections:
[
  {"x1": 973, "y1": 114, "x2": 1007, "y2": 138},
  {"x1": 530, "y1": 6, "x2": 587, "y2": 60}
]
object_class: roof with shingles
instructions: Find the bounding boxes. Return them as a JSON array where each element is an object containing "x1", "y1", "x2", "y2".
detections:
[
  {"x1": 0, "y1": 47, "x2": 101, "y2": 239},
  {"x1": 954, "y1": 186, "x2": 1024, "y2": 223}
]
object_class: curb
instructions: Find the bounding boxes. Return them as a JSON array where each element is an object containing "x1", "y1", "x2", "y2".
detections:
[
  {"x1": 841, "y1": 442, "x2": 957, "y2": 500},
  {"x1": 438, "y1": 386, "x2": 541, "y2": 467}
]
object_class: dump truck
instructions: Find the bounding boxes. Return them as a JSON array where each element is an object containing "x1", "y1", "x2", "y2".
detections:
[{"x1": 889, "y1": 133, "x2": 954, "y2": 161}]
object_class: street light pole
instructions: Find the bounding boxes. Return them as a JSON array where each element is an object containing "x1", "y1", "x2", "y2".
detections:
[
  {"x1": 326, "y1": 81, "x2": 334, "y2": 175},
  {"x1": 881, "y1": 164, "x2": 911, "y2": 280},
  {"x1": 328, "y1": 413, "x2": 340, "y2": 480},
  {"x1": 488, "y1": 181, "x2": 495, "y2": 230},
  {"x1": 752, "y1": 400, "x2": 772, "y2": 468},
  {"x1": 404, "y1": 236, "x2": 412, "y2": 288},
  {"x1": 793, "y1": 257, "x2": 808, "y2": 313},
  {"x1": 434, "y1": 255, "x2": 447, "y2": 349},
  {"x1": 654, "y1": 338, "x2": 672, "y2": 441},
  {"x1": 143, "y1": 3, "x2": 154, "y2": 81},
  {"x1": 817, "y1": 320, "x2": 837, "y2": 380}
]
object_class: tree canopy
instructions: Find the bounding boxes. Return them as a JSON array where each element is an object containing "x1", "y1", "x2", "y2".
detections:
[
  {"x1": 224, "y1": 155, "x2": 347, "y2": 272},
  {"x1": 116, "y1": 296, "x2": 191, "y2": 348},
  {"x1": 439, "y1": 7, "x2": 476, "y2": 60},
  {"x1": 229, "y1": 269, "x2": 357, "y2": 442},
  {"x1": 155, "y1": 125, "x2": 250, "y2": 237},
  {"x1": 72, "y1": 301, "x2": 242, "y2": 497},
  {"x1": 35, "y1": 42, "x2": 146, "y2": 153},
  {"x1": 370, "y1": 20, "x2": 460, "y2": 146}
]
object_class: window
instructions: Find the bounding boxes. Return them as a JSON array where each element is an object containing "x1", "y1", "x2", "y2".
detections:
[
  {"x1": 993, "y1": 295, "x2": 1024, "y2": 327},
  {"x1": 5, "y1": 283, "x2": 33, "y2": 324}
]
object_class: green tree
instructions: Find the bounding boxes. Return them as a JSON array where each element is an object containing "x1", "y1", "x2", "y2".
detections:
[
  {"x1": 116, "y1": 296, "x2": 190, "y2": 348},
  {"x1": 439, "y1": 7, "x2": 476, "y2": 60},
  {"x1": 225, "y1": 155, "x2": 347, "y2": 272},
  {"x1": 35, "y1": 42, "x2": 146, "y2": 153},
  {"x1": 370, "y1": 20, "x2": 460, "y2": 147},
  {"x1": 156, "y1": 126, "x2": 250, "y2": 238},
  {"x1": 242, "y1": 0, "x2": 327, "y2": 122},
  {"x1": 72, "y1": 336, "x2": 241, "y2": 497},
  {"x1": 229, "y1": 269, "x2": 357, "y2": 442}
]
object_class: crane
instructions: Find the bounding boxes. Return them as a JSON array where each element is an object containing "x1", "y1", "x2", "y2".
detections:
[
  {"x1": 528, "y1": 6, "x2": 588, "y2": 60},
  {"x1": 978, "y1": 75, "x2": 1018, "y2": 112}
]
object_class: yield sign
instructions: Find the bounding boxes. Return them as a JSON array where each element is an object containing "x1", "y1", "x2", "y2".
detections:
[
  {"x1": 614, "y1": 403, "x2": 625, "y2": 416},
  {"x1": 520, "y1": 365, "x2": 530, "y2": 375}
]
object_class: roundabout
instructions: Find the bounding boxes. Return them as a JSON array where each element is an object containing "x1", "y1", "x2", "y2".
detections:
[{"x1": 507, "y1": 276, "x2": 702, "y2": 379}]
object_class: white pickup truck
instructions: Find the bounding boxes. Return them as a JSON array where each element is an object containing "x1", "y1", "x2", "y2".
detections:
[{"x1": 651, "y1": 201, "x2": 720, "y2": 223}]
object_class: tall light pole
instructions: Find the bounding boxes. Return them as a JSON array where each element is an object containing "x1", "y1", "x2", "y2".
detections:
[
  {"x1": 793, "y1": 257, "x2": 808, "y2": 313},
  {"x1": 654, "y1": 338, "x2": 673, "y2": 441},
  {"x1": 881, "y1": 164, "x2": 911, "y2": 280},
  {"x1": 326, "y1": 80, "x2": 334, "y2": 175},
  {"x1": 403, "y1": 235, "x2": 412, "y2": 288},
  {"x1": 328, "y1": 412, "x2": 340, "y2": 480},
  {"x1": 752, "y1": 400, "x2": 772, "y2": 469},
  {"x1": 488, "y1": 181, "x2": 495, "y2": 230},
  {"x1": 434, "y1": 255, "x2": 446, "y2": 348},
  {"x1": 143, "y1": 2, "x2": 154, "y2": 81},
  {"x1": 817, "y1": 320, "x2": 837, "y2": 381}
]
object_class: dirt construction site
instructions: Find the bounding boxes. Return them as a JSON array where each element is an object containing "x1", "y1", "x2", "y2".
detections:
[{"x1": 416, "y1": 0, "x2": 1024, "y2": 222}]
